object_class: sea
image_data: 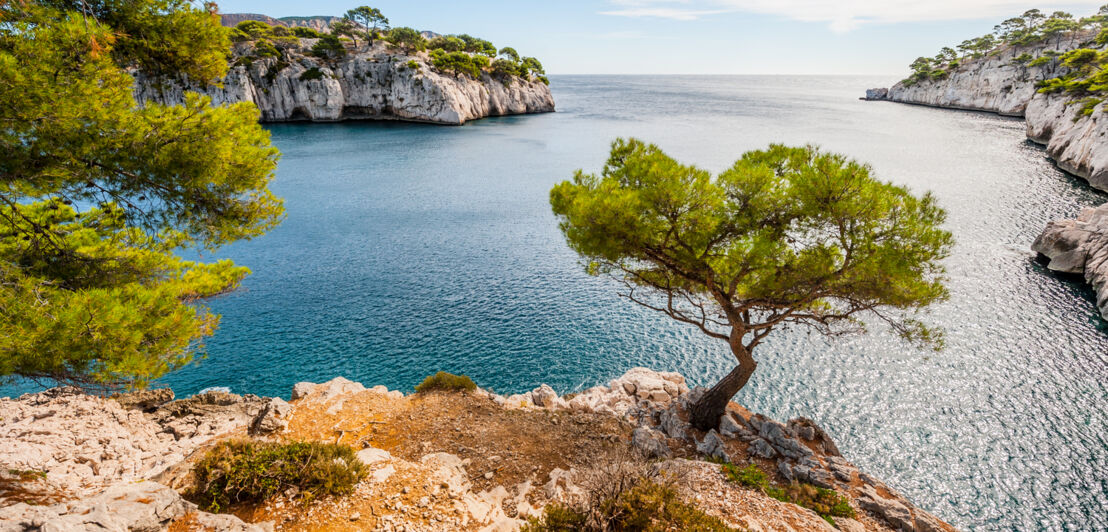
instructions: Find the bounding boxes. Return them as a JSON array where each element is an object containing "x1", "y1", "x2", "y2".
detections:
[{"x1": 13, "y1": 76, "x2": 1108, "y2": 530}]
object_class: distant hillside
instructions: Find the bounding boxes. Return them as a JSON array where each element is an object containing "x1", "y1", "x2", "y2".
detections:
[{"x1": 219, "y1": 13, "x2": 344, "y2": 33}]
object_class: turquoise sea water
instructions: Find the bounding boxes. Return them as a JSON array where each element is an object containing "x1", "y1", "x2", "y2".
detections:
[{"x1": 9, "y1": 76, "x2": 1108, "y2": 530}]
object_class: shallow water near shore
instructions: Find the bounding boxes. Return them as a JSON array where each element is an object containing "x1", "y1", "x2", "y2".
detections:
[{"x1": 9, "y1": 75, "x2": 1108, "y2": 529}]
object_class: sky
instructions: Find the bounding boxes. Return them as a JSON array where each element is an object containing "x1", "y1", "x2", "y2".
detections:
[{"x1": 213, "y1": 0, "x2": 1108, "y2": 76}]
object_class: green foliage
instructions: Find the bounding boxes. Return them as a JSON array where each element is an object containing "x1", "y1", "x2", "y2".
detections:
[
  {"x1": 292, "y1": 26, "x2": 322, "y2": 38},
  {"x1": 252, "y1": 39, "x2": 279, "y2": 58},
  {"x1": 721, "y1": 463, "x2": 767, "y2": 489},
  {"x1": 457, "y1": 33, "x2": 497, "y2": 56},
  {"x1": 429, "y1": 35, "x2": 465, "y2": 52},
  {"x1": 903, "y1": 6, "x2": 1108, "y2": 85},
  {"x1": 310, "y1": 34, "x2": 347, "y2": 60},
  {"x1": 415, "y1": 371, "x2": 477, "y2": 393},
  {"x1": 538, "y1": 75, "x2": 550, "y2": 85},
  {"x1": 1075, "y1": 96, "x2": 1103, "y2": 118},
  {"x1": 235, "y1": 20, "x2": 273, "y2": 40},
  {"x1": 192, "y1": 441, "x2": 366, "y2": 512},
  {"x1": 299, "y1": 67, "x2": 325, "y2": 81},
  {"x1": 721, "y1": 463, "x2": 854, "y2": 523},
  {"x1": 491, "y1": 58, "x2": 523, "y2": 78},
  {"x1": 523, "y1": 479, "x2": 738, "y2": 532},
  {"x1": 0, "y1": 1, "x2": 283, "y2": 389},
  {"x1": 521, "y1": 56, "x2": 545, "y2": 76},
  {"x1": 499, "y1": 46, "x2": 520, "y2": 62},
  {"x1": 432, "y1": 50, "x2": 483, "y2": 79},
  {"x1": 345, "y1": 5, "x2": 389, "y2": 43},
  {"x1": 388, "y1": 26, "x2": 426, "y2": 52},
  {"x1": 405, "y1": 59, "x2": 420, "y2": 70},
  {"x1": 330, "y1": 18, "x2": 360, "y2": 46},
  {"x1": 550, "y1": 140, "x2": 952, "y2": 411}
]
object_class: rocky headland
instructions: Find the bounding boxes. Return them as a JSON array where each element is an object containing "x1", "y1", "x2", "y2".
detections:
[
  {"x1": 865, "y1": 30, "x2": 1108, "y2": 321},
  {"x1": 0, "y1": 369, "x2": 954, "y2": 532},
  {"x1": 135, "y1": 40, "x2": 555, "y2": 126}
]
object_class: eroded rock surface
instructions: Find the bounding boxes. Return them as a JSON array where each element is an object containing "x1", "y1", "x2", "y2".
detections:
[{"x1": 135, "y1": 40, "x2": 555, "y2": 125}]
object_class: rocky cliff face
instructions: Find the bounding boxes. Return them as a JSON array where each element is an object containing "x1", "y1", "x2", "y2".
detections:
[
  {"x1": 135, "y1": 41, "x2": 555, "y2": 125},
  {"x1": 885, "y1": 33, "x2": 1085, "y2": 115},
  {"x1": 872, "y1": 32, "x2": 1108, "y2": 321}
]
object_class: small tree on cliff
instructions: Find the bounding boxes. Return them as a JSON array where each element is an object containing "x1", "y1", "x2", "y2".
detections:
[
  {"x1": 550, "y1": 139, "x2": 953, "y2": 430},
  {"x1": 344, "y1": 6, "x2": 389, "y2": 44}
]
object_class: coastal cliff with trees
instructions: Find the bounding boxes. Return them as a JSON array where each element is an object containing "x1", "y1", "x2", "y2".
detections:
[
  {"x1": 867, "y1": 7, "x2": 1108, "y2": 322},
  {"x1": 136, "y1": 8, "x2": 555, "y2": 125}
]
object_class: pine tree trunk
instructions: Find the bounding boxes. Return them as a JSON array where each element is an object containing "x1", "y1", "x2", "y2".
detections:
[{"x1": 689, "y1": 336, "x2": 757, "y2": 431}]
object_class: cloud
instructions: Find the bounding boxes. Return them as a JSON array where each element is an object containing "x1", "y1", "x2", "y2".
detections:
[{"x1": 600, "y1": 0, "x2": 1107, "y2": 31}]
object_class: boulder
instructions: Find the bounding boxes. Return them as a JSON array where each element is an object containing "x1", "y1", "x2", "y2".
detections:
[
  {"x1": 864, "y1": 87, "x2": 889, "y2": 100},
  {"x1": 529, "y1": 384, "x2": 563, "y2": 409},
  {"x1": 696, "y1": 430, "x2": 730, "y2": 462},
  {"x1": 631, "y1": 427, "x2": 671, "y2": 459},
  {"x1": 356, "y1": 446, "x2": 392, "y2": 465},
  {"x1": 1033, "y1": 203, "x2": 1108, "y2": 320},
  {"x1": 110, "y1": 388, "x2": 175, "y2": 412},
  {"x1": 249, "y1": 397, "x2": 292, "y2": 435}
]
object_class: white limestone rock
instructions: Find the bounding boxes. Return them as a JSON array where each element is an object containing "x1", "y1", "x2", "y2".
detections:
[{"x1": 135, "y1": 41, "x2": 555, "y2": 125}]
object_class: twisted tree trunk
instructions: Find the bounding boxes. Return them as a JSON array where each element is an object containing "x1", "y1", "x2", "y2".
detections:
[{"x1": 689, "y1": 332, "x2": 757, "y2": 431}]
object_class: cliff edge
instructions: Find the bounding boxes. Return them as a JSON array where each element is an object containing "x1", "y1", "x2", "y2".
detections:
[
  {"x1": 136, "y1": 39, "x2": 555, "y2": 126},
  {"x1": 0, "y1": 369, "x2": 956, "y2": 532}
]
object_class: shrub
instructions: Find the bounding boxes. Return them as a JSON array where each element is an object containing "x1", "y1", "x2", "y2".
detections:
[
  {"x1": 721, "y1": 463, "x2": 766, "y2": 489},
  {"x1": 432, "y1": 51, "x2": 482, "y2": 79},
  {"x1": 415, "y1": 371, "x2": 477, "y2": 393},
  {"x1": 523, "y1": 479, "x2": 737, "y2": 532},
  {"x1": 310, "y1": 34, "x2": 346, "y2": 60},
  {"x1": 299, "y1": 67, "x2": 324, "y2": 81},
  {"x1": 429, "y1": 35, "x2": 465, "y2": 52},
  {"x1": 292, "y1": 27, "x2": 322, "y2": 39},
  {"x1": 721, "y1": 463, "x2": 854, "y2": 522},
  {"x1": 252, "y1": 39, "x2": 279, "y2": 58},
  {"x1": 406, "y1": 60, "x2": 420, "y2": 71},
  {"x1": 538, "y1": 75, "x2": 550, "y2": 85},
  {"x1": 389, "y1": 27, "x2": 427, "y2": 52},
  {"x1": 191, "y1": 441, "x2": 366, "y2": 513},
  {"x1": 235, "y1": 20, "x2": 272, "y2": 40}
]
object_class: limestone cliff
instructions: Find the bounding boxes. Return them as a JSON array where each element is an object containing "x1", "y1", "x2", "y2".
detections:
[
  {"x1": 870, "y1": 31, "x2": 1108, "y2": 321},
  {"x1": 135, "y1": 40, "x2": 555, "y2": 125}
]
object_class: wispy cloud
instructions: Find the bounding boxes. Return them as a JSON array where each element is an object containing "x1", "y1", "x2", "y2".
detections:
[{"x1": 600, "y1": 0, "x2": 1106, "y2": 32}]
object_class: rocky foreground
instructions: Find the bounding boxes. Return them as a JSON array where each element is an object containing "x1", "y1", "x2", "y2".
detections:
[
  {"x1": 135, "y1": 40, "x2": 555, "y2": 125},
  {"x1": 865, "y1": 31, "x2": 1108, "y2": 321},
  {"x1": 0, "y1": 369, "x2": 954, "y2": 531}
]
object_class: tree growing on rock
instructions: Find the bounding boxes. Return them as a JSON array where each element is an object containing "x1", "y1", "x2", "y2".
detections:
[
  {"x1": 0, "y1": 0, "x2": 283, "y2": 389},
  {"x1": 330, "y1": 18, "x2": 359, "y2": 47},
  {"x1": 550, "y1": 139, "x2": 952, "y2": 430},
  {"x1": 388, "y1": 27, "x2": 427, "y2": 52},
  {"x1": 344, "y1": 6, "x2": 389, "y2": 44}
]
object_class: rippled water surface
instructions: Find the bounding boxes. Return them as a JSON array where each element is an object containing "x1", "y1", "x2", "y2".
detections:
[{"x1": 18, "y1": 76, "x2": 1108, "y2": 529}]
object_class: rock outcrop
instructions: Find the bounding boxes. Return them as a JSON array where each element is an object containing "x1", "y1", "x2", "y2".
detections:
[
  {"x1": 872, "y1": 31, "x2": 1108, "y2": 320},
  {"x1": 1032, "y1": 203, "x2": 1108, "y2": 317},
  {"x1": 0, "y1": 369, "x2": 955, "y2": 531},
  {"x1": 135, "y1": 40, "x2": 555, "y2": 125}
]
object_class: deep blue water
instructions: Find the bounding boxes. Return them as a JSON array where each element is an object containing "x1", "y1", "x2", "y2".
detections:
[{"x1": 9, "y1": 76, "x2": 1108, "y2": 530}]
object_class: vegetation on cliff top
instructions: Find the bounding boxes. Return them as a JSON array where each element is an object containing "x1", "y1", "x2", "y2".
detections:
[
  {"x1": 550, "y1": 139, "x2": 953, "y2": 430},
  {"x1": 0, "y1": 0, "x2": 283, "y2": 389},
  {"x1": 902, "y1": 6, "x2": 1108, "y2": 86},
  {"x1": 230, "y1": 5, "x2": 547, "y2": 85}
]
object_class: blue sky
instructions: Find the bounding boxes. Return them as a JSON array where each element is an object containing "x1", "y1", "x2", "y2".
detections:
[{"x1": 214, "y1": 0, "x2": 1107, "y2": 76}]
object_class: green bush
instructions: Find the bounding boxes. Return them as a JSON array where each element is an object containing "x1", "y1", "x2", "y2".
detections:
[
  {"x1": 310, "y1": 34, "x2": 346, "y2": 60},
  {"x1": 722, "y1": 463, "x2": 767, "y2": 489},
  {"x1": 299, "y1": 67, "x2": 324, "y2": 81},
  {"x1": 415, "y1": 371, "x2": 477, "y2": 393},
  {"x1": 523, "y1": 479, "x2": 737, "y2": 532},
  {"x1": 292, "y1": 27, "x2": 322, "y2": 39},
  {"x1": 406, "y1": 60, "x2": 420, "y2": 70},
  {"x1": 252, "y1": 39, "x2": 279, "y2": 58},
  {"x1": 235, "y1": 20, "x2": 272, "y2": 40},
  {"x1": 721, "y1": 463, "x2": 854, "y2": 523},
  {"x1": 191, "y1": 441, "x2": 366, "y2": 512}
]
